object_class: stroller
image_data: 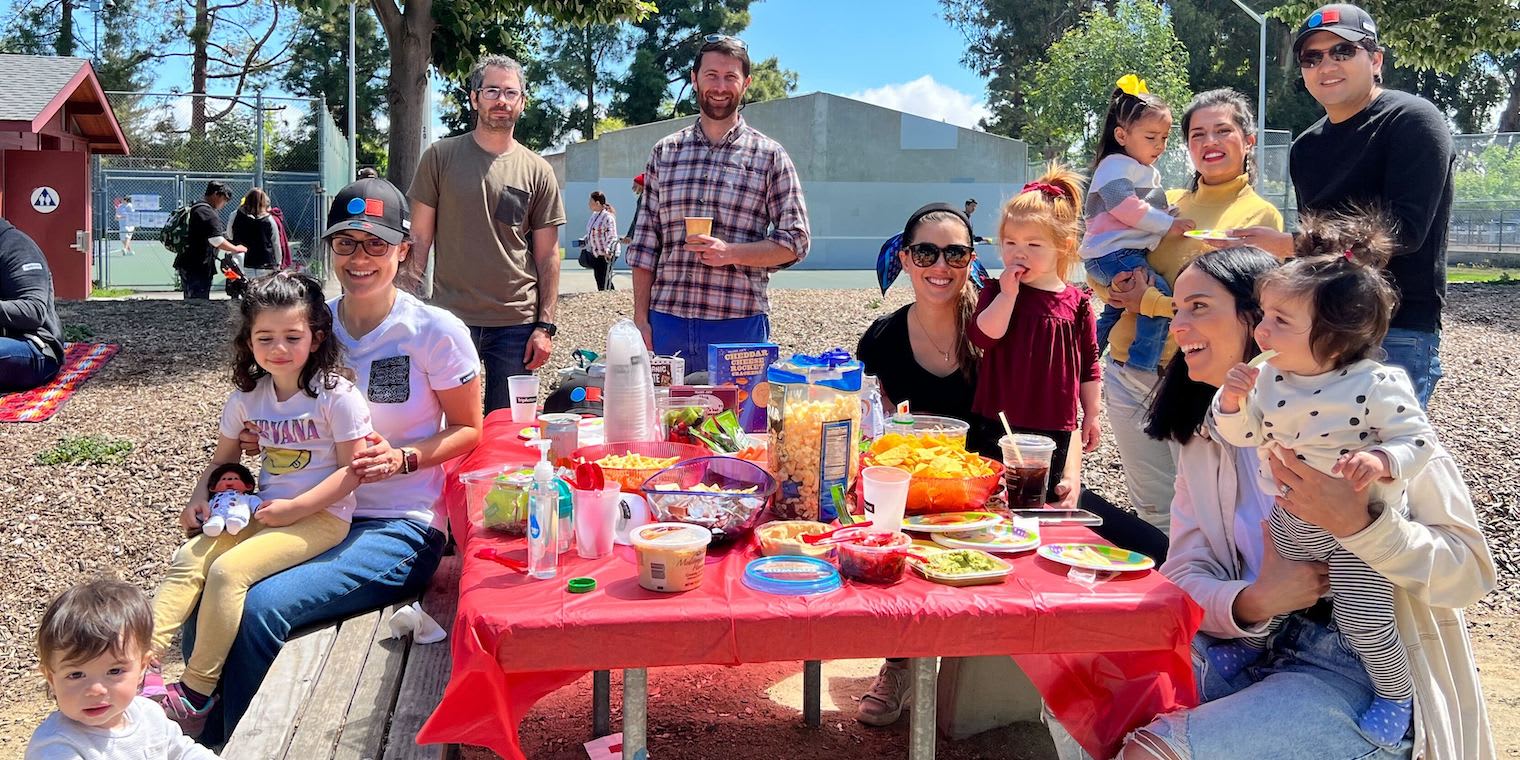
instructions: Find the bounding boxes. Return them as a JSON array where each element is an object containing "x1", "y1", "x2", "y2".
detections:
[{"x1": 220, "y1": 252, "x2": 249, "y2": 299}]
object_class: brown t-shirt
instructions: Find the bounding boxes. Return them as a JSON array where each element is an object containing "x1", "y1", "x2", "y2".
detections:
[{"x1": 409, "y1": 134, "x2": 566, "y2": 327}]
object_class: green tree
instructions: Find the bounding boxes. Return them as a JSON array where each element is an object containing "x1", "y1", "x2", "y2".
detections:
[
  {"x1": 1454, "y1": 143, "x2": 1520, "y2": 200},
  {"x1": 610, "y1": 0, "x2": 751, "y2": 125},
  {"x1": 940, "y1": 0, "x2": 1094, "y2": 138},
  {"x1": 537, "y1": 19, "x2": 636, "y2": 141},
  {"x1": 1021, "y1": 0, "x2": 1192, "y2": 159},
  {"x1": 279, "y1": 3, "x2": 389, "y2": 167},
  {"x1": 1268, "y1": 0, "x2": 1520, "y2": 74}
]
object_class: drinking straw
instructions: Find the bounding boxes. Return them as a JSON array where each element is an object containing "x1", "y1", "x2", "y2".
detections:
[{"x1": 997, "y1": 411, "x2": 1023, "y2": 465}]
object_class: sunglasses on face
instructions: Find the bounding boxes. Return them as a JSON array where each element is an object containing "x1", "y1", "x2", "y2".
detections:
[
  {"x1": 330, "y1": 236, "x2": 392, "y2": 257},
  {"x1": 906, "y1": 242, "x2": 974, "y2": 269},
  {"x1": 1297, "y1": 42, "x2": 1363, "y2": 69}
]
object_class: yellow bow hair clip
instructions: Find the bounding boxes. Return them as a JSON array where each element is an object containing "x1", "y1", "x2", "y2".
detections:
[{"x1": 1116, "y1": 74, "x2": 1149, "y2": 96}]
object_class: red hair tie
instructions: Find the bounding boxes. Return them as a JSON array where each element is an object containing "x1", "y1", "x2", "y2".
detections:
[
  {"x1": 1343, "y1": 248, "x2": 1354, "y2": 261},
  {"x1": 1022, "y1": 181, "x2": 1067, "y2": 199}
]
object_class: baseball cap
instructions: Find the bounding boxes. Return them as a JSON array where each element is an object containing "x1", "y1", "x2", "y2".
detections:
[
  {"x1": 634, "y1": 173, "x2": 646, "y2": 186},
  {"x1": 965, "y1": 198, "x2": 977, "y2": 205},
  {"x1": 205, "y1": 180, "x2": 233, "y2": 199},
  {"x1": 1293, "y1": 4, "x2": 1378, "y2": 54},
  {"x1": 322, "y1": 178, "x2": 411, "y2": 245}
]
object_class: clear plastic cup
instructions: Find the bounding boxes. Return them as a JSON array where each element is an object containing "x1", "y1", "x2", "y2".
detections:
[
  {"x1": 860, "y1": 465, "x2": 911, "y2": 533},
  {"x1": 998, "y1": 434, "x2": 1057, "y2": 507},
  {"x1": 573, "y1": 485, "x2": 621, "y2": 559},
  {"x1": 508, "y1": 375, "x2": 539, "y2": 423}
]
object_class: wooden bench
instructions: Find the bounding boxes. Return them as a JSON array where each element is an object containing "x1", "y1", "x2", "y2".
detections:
[{"x1": 221, "y1": 554, "x2": 461, "y2": 760}]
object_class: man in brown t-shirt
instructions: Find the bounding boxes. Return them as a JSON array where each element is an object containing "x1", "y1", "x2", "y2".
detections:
[{"x1": 409, "y1": 53, "x2": 566, "y2": 413}]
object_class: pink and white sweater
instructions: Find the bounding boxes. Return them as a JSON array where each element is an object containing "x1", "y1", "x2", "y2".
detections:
[{"x1": 1080, "y1": 153, "x2": 1174, "y2": 260}]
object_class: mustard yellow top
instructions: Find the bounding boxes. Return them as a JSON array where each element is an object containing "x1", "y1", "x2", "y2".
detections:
[{"x1": 1090, "y1": 173, "x2": 1284, "y2": 366}]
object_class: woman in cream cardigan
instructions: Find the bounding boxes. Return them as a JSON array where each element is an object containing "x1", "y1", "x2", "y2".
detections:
[{"x1": 1117, "y1": 247, "x2": 1494, "y2": 760}]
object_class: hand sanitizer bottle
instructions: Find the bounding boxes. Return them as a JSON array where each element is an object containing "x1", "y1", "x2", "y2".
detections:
[{"x1": 527, "y1": 440, "x2": 558, "y2": 580}]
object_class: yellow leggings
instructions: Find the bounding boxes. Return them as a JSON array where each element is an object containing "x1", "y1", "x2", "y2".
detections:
[{"x1": 151, "y1": 510, "x2": 349, "y2": 695}]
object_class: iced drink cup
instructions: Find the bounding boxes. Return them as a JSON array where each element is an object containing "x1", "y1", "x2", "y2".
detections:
[{"x1": 999, "y1": 434, "x2": 1057, "y2": 507}]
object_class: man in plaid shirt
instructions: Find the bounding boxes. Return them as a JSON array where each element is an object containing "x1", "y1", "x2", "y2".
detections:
[{"x1": 627, "y1": 35, "x2": 811, "y2": 375}]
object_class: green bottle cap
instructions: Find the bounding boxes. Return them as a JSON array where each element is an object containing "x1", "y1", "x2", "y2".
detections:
[{"x1": 567, "y1": 577, "x2": 597, "y2": 593}]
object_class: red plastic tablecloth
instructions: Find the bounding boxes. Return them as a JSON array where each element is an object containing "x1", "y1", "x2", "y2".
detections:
[{"x1": 419, "y1": 411, "x2": 1203, "y2": 759}]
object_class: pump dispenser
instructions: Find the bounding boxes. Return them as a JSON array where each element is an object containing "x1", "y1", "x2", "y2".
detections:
[{"x1": 527, "y1": 439, "x2": 559, "y2": 579}]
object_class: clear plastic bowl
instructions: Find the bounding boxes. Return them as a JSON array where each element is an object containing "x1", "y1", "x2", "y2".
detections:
[
  {"x1": 571, "y1": 441, "x2": 712, "y2": 493},
  {"x1": 835, "y1": 530, "x2": 912, "y2": 584},
  {"x1": 885, "y1": 414, "x2": 972, "y2": 449},
  {"x1": 755, "y1": 520, "x2": 834, "y2": 559},
  {"x1": 641, "y1": 456, "x2": 778, "y2": 544}
]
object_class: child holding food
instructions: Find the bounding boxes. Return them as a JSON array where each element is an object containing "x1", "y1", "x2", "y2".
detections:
[
  {"x1": 1080, "y1": 74, "x2": 1194, "y2": 368},
  {"x1": 1207, "y1": 211, "x2": 1437, "y2": 747},
  {"x1": 967, "y1": 165, "x2": 1101, "y2": 509}
]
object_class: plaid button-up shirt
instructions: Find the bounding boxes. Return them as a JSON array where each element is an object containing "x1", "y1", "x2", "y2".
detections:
[{"x1": 627, "y1": 117, "x2": 810, "y2": 320}]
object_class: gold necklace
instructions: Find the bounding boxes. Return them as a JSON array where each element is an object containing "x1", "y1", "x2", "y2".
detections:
[{"x1": 911, "y1": 305, "x2": 954, "y2": 364}]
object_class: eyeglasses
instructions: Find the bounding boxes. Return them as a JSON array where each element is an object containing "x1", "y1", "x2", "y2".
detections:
[
  {"x1": 330, "y1": 236, "x2": 392, "y2": 257},
  {"x1": 1297, "y1": 42, "x2": 1363, "y2": 69},
  {"x1": 906, "y1": 242, "x2": 974, "y2": 269},
  {"x1": 474, "y1": 87, "x2": 523, "y2": 102},
  {"x1": 702, "y1": 33, "x2": 747, "y2": 49}
]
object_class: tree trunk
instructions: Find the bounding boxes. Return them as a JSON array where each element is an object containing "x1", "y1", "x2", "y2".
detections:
[
  {"x1": 377, "y1": 0, "x2": 433, "y2": 193},
  {"x1": 582, "y1": 26, "x2": 595, "y2": 139},
  {"x1": 189, "y1": 0, "x2": 210, "y2": 138},
  {"x1": 56, "y1": 0, "x2": 73, "y2": 56},
  {"x1": 1500, "y1": 72, "x2": 1520, "y2": 133}
]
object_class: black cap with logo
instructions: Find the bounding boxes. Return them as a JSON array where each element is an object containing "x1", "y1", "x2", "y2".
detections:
[
  {"x1": 1293, "y1": 4, "x2": 1378, "y2": 54},
  {"x1": 322, "y1": 178, "x2": 411, "y2": 245}
]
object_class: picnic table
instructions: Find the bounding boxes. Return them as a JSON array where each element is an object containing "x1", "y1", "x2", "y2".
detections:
[{"x1": 417, "y1": 411, "x2": 1202, "y2": 759}]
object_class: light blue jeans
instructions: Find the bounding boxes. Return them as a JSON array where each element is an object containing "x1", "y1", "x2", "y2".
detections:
[
  {"x1": 1381, "y1": 328, "x2": 1442, "y2": 409},
  {"x1": 181, "y1": 517, "x2": 447, "y2": 746},
  {"x1": 1088, "y1": 247, "x2": 1172, "y2": 371},
  {"x1": 1132, "y1": 614, "x2": 1414, "y2": 758},
  {"x1": 648, "y1": 310, "x2": 769, "y2": 376}
]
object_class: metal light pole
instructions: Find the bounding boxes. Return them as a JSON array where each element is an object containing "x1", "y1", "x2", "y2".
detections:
[
  {"x1": 1228, "y1": 0, "x2": 1268, "y2": 191},
  {"x1": 347, "y1": 0, "x2": 357, "y2": 181}
]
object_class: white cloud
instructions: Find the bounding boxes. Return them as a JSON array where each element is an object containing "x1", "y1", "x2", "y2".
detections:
[{"x1": 844, "y1": 76, "x2": 990, "y2": 130}]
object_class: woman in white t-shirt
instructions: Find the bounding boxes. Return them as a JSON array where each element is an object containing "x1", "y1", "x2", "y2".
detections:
[{"x1": 186, "y1": 178, "x2": 484, "y2": 745}]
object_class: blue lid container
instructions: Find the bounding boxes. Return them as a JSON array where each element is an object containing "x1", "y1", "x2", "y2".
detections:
[
  {"x1": 742, "y1": 555, "x2": 843, "y2": 596},
  {"x1": 766, "y1": 349, "x2": 863, "y2": 392}
]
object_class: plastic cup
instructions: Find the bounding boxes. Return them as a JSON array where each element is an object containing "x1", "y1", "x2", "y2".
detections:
[
  {"x1": 507, "y1": 375, "x2": 539, "y2": 423},
  {"x1": 999, "y1": 434, "x2": 1057, "y2": 507},
  {"x1": 684, "y1": 216, "x2": 713, "y2": 240},
  {"x1": 574, "y1": 485, "x2": 622, "y2": 559},
  {"x1": 860, "y1": 465, "x2": 911, "y2": 533}
]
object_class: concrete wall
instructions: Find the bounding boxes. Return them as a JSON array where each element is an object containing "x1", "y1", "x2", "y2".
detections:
[{"x1": 554, "y1": 92, "x2": 1030, "y2": 269}]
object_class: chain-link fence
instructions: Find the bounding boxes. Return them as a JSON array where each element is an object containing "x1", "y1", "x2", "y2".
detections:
[
  {"x1": 1154, "y1": 127, "x2": 1293, "y2": 212},
  {"x1": 93, "y1": 92, "x2": 342, "y2": 291}
]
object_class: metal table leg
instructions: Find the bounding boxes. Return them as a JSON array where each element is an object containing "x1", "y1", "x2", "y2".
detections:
[
  {"x1": 622, "y1": 668, "x2": 648, "y2": 760},
  {"x1": 908, "y1": 657, "x2": 937, "y2": 760},
  {"x1": 803, "y1": 660, "x2": 822, "y2": 728},
  {"x1": 593, "y1": 669, "x2": 611, "y2": 737}
]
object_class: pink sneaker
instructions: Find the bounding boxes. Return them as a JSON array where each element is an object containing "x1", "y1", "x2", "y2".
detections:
[
  {"x1": 161, "y1": 682, "x2": 216, "y2": 738},
  {"x1": 140, "y1": 663, "x2": 167, "y2": 701}
]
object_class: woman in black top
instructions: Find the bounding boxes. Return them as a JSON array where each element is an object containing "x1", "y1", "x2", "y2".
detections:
[
  {"x1": 850, "y1": 203, "x2": 1171, "y2": 730},
  {"x1": 230, "y1": 188, "x2": 280, "y2": 278}
]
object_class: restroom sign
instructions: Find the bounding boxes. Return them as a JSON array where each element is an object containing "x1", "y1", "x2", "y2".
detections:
[{"x1": 30, "y1": 186, "x2": 60, "y2": 214}]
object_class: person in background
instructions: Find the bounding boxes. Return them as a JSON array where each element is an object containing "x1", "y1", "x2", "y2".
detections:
[
  {"x1": 0, "y1": 217, "x2": 64, "y2": 392},
  {"x1": 584, "y1": 192, "x2": 619, "y2": 291},
  {"x1": 229, "y1": 189, "x2": 281, "y2": 279},
  {"x1": 175, "y1": 181, "x2": 247, "y2": 301},
  {"x1": 619, "y1": 173, "x2": 645, "y2": 246}
]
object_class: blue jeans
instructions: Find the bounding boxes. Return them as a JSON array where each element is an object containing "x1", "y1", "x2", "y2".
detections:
[
  {"x1": 0, "y1": 337, "x2": 60, "y2": 392},
  {"x1": 469, "y1": 323, "x2": 537, "y2": 414},
  {"x1": 1381, "y1": 328, "x2": 1443, "y2": 409},
  {"x1": 1087, "y1": 248, "x2": 1171, "y2": 371},
  {"x1": 1135, "y1": 614, "x2": 1413, "y2": 758},
  {"x1": 182, "y1": 518, "x2": 447, "y2": 745},
  {"x1": 648, "y1": 310, "x2": 769, "y2": 376}
]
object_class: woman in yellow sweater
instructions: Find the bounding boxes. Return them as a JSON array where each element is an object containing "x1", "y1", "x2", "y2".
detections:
[{"x1": 1091, "y1": 88, "x2": 1284, "y2": 535}]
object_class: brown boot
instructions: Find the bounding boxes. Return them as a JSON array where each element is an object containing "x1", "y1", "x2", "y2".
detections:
[{"x1": 856, "y1": 659, "x2": 911, "y2": 726}]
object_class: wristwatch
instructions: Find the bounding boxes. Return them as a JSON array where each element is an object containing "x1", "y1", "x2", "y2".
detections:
[
  {"x1": 399, "y1": 447, "x2": 420, "y2": 475},
  {"x1": 533, "y1": 321, "x2": 558, "y2": 337}
]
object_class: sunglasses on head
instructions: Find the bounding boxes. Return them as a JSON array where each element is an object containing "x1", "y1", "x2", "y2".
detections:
[
  {"x1": 702, "y1": 33, "x2": 747, "y2": 49},
  {"x1": 906, "y1": 242, "x2": 974, "y2": 269},
  {"x1": 1297, "y1": 41, "x2": 1363, "y2": 69}
]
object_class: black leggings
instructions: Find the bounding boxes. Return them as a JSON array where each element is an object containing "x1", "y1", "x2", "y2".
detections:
[{"x1": 592, "y1": 256, "x2": 615, "y2": 291}]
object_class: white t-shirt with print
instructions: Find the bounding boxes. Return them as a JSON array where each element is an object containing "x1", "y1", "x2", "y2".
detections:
[
  {"x1": 26, "y1": 697, "x2": 219, "y2": 759},
  {"x1": 219, "y1": 373, "x2": 373, "y2": 521},
  {"x1": 330, "y1": 291, "x2": 479, "y2": 527}
]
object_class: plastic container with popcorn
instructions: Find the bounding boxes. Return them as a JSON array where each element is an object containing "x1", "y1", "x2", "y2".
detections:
[{"x1": 766, "y1": 349, "x2": 863, "y2": 522}]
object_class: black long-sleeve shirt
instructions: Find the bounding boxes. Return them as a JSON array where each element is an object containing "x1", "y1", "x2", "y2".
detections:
[
  {"x1": 1291, "y1": 89, "x2": 1455, "y2": 332},
  {"x1": 0, "y1": 218, "x2": 63, "y2": 362}
]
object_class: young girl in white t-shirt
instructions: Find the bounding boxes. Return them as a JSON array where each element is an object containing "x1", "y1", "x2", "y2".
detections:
[{"x1": 148, "y1": 272, "x2": 372, "y2": 737}]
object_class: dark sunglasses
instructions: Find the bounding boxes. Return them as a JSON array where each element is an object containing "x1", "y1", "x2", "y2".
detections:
[
  {"x1": 906, "y1": 242, "x2": 974, "y2": 269},
  {"x1": 703, "y1": 33, "x2": 747, "y2": 49},
  {"x1": 1297, "y1": 41, "x2": 1363, "y2": 69}
]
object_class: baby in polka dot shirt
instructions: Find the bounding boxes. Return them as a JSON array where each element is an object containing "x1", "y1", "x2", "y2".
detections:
[{"x1": 1206, "y1": 211, "x2": 1436, "y2": 749}]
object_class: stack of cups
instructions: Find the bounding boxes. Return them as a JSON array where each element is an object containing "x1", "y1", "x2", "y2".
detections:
[
  {"x1": 999, "y1": 434, "x2": 1057, "y2": 507},
  {"x1": 860, "y1": 465, "x2": 911, "y2": 533},
  {"x1": 603, "y1": 319, "x2": 656, "y2": 442}
]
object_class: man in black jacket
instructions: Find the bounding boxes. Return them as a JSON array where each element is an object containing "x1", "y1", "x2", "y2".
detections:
[
  {"x1": 0, "y1": 218, "x2": 64, "y2": 392},
  {"x1": 174, "y1": 181, "x2": 246, "y2": 300},
  {"x1": 1228, "y1": 3, "x2": 1454, "y2": 407}
]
